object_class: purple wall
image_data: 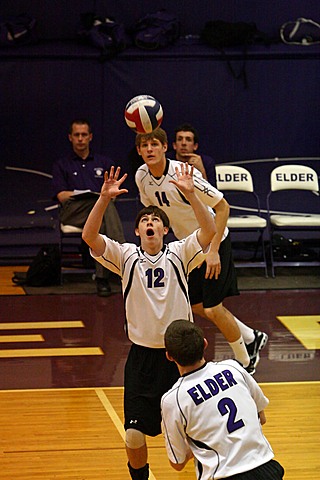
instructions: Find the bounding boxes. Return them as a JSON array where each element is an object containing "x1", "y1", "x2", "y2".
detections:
[{"x1": 0, "y1": 1, "x2": 319, "y2": 239}]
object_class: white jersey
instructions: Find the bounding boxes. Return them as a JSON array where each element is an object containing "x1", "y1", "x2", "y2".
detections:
[
  {"x1": 136, "y1": 158, "x2": 228, "y2": 240},
  {"x1": 93, "y1": 231, "x2": 206, "y2": 348},
  {"x1": 161, "y1": 360, "x2": 274, "y2": 479}
]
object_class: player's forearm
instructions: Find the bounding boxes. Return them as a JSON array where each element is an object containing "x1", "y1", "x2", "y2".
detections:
[
  {"x1": 259, "y1": 410, "x2": 266, "y2": 425},
  {"x1": 82, "y1": 195, "x2": 110, "y2": 255},
  {"x1": 169, "y1": 459, "x2": 187, "y2": 471},
  {"x1": 187, "y1": 192, "x2": 216, "y2": 246},
  {"x1": 210, "y1": 198, "x2": 229, "y2": 251},
  {"x1": 169, "y1": 448, "x2": 193, "y2": 471}
]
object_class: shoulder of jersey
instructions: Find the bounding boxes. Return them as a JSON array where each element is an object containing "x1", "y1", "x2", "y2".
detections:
[{"x1": 136, "y1": 164, "x2": 149, "y2": 179}]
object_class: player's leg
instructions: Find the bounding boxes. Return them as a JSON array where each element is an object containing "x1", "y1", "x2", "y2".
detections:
[
  {"x1": 190, "y1": 254, "x2": 250, "y2": 367},
  {"x1": 126, "y1": 429, "x2": 149, "y2": 479},
  {"x1": 192, "y1": 302, "x2": 241, "y2": 343},
  {"x1": 190, "y1": 234, "x2": 268, "y2": 373},
  {"x1": 194, "y1": 302, "x2": 268, "y2": 374},
  {"x1": 124, "y1": 345, "x2": 150, "y2": 478},
  {"x1": 124, "y1": 344, "x2": 180, "y2": 479},
  {"x1": 194, "y1": 302, "x2": 250, "y2": 367},
  {"x1": 214, "y1": 234, "x2": 268, "y2": 371}
]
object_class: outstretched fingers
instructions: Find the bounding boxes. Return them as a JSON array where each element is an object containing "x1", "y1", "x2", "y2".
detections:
[
  {"x1": 175, "y1": 162, "x2": 194, "y2": 178},
  {"x1": 104, "y1": 166, "x2": 128, "y2": 185}
]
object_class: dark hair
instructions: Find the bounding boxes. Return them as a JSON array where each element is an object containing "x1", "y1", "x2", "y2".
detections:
[
  {"x1": 174, "y1": 123, "x2": 199, "y2": 144},
  {"x1": 135, "y1": 127, "x2": 168, "y2": 146},
  {"x1": 69, "y1": 119, "x2": 92, "y2": 134},
  {"x1": 134, "y1": 205, "x2": 170, "y2": 229},
  {"x1": 165, "y1": 320, "x2": 205, "y2": 366}
]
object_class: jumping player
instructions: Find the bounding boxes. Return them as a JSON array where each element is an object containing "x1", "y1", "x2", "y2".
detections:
[
  {"x1": 135, "y1": 128, "x2": 268, "y2": 374},
  {"x1": 82, "y1": 164, "x2": 216, "y2": 480},
  {"x1": 161, "y1": 320, "x2": 285, "y2": 479}
]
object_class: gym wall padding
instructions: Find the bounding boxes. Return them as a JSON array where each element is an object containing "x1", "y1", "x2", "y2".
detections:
[{"x1": 0, "y1": 0, "x2": 319, "y2": 239}]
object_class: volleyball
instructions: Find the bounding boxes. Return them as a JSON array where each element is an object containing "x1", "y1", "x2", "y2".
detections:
[{"x1": 124, "y1": 95, "x2": 163, "y2": 134}]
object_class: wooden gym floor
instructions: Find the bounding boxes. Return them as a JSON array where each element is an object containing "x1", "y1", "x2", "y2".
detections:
[{"x1": 0, "y1": 265, "x2": 319, "y2": 479}]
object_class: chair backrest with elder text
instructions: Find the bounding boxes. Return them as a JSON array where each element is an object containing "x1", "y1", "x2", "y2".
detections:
[
  {"x1": 267, "y1": 164, "x2": 320, "y2": 277},
  {"x1": 216, "y1": 164, "x2": 268, "y2": 277}
]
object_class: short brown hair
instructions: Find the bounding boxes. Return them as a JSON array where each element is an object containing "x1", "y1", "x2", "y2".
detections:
[
  {"x1": 69, "y1": 118, "x2": 92, "y2": 134},
  {"x1": 165, "y1": 320, "x2": 205, "y2": 366},
  {"x1": 174, "y1": 123, "x2": 199, "y2": 144},
  {"x1": 135, "y1": 127, "x2": 168, "y2": 147},
  {"x1": 135, "y1": 205, "x2": 170, "y2": 229}
]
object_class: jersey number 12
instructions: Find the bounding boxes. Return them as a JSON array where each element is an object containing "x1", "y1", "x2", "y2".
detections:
[{"x1": 146, "y1": 268, "x2": 165, "y2": 288}]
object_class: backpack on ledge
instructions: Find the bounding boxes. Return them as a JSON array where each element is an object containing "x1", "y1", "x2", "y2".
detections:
[
  {"x1": 200, "y1": 20, "x2": 273, "y2": 88},
  {"x1": 133, "y1": 10, "x2": 180, "y2": 50},
  {"x1": 280, "y1": 17, "x2": 320, "y2": 45},
  {"x1": 77, "y1": 12, "x2": 128, "y2": 60},
  {"x1": 12, "y1": 245, "x2": 61, "y2": 287},
  {"x1": 201, "y1": 20, "x2": 260, "y2": 49},
  {"x1": 0, "y1": 14, "x2": 38, "y2": 47}
]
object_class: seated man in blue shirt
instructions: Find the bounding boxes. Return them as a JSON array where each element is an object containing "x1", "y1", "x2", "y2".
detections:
[
  {"x1": 171, "y1": 123, "x2": 217, "y2": 187},
  {"x1": 52, "y1": 118, "x2": 125, "y2": 296}
]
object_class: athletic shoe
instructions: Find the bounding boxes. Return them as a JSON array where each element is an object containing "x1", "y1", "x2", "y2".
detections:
[{"x1": 245, "y1": 330, "x2": 269, "y2": 375}]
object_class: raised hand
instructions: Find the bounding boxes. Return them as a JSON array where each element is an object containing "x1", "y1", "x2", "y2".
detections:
[
  {"x1": 169, "y1": 162, "x2": 195, "y2": 197},
  {"x1": 101, "y1": 166, "x2": 128, "y2": 199}
]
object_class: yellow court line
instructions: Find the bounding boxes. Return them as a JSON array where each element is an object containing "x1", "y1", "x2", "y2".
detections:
[
  {"x1": 0, "y1": 346, "x2": 104, "y2": 358},
  {"x1": 96, "y1": 388, "x2": 157, "y2": 480},
  {"x1": 277, "y1": 315, "x2": 320, "y2": 349},
  {"x1": 95, "y1": 388, "x2": 126, "y2": 441},
  {"x1": 0, "y1": 334, "x2": 44, "y2": 343},
  {"x1": 0, "y1": 381, "x2": 318, "y2": 394},
  {"x1": 0, "y1": 321, "x2": 85, "y2": 330},
  {"x1": 260, "y1": 380, "x2": 320, "y2": 386}
]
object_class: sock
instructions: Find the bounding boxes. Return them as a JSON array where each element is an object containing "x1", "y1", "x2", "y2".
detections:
[
  {"x1": 127, "y1": 462, "x2": 149, "y2": 480},
  {"x1": 234, "y1": 317, "x2": 255, "y2": 344},
  {"x1": 229, "y1": 336, "x2": 250, "y2": 367}
]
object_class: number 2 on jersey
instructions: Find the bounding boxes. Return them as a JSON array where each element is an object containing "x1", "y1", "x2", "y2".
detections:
[{"x1": 218, "y1": 397, "x2": 245, "y2": 433}]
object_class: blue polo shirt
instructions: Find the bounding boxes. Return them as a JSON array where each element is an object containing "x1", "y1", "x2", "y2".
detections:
[{"x1": 52, "y1": 151, "x2": 114, "y2": 199}]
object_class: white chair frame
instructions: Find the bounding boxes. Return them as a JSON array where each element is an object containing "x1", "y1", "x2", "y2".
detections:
[
  {"x1": 216, "y1": 164, "x2": 268, "y2": 277},
  {"x1": 266, "y1": 164, "x2": 320, "y2": 277}
]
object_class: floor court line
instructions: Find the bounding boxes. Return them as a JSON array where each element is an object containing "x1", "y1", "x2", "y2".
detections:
[
  {"x1": 95, "y1": 387, "x2": 157, "y2": 480},
  {"x1": 0, "y1": 334, "x2": 44, "y2": 342},
  {"x1": 0, "y1": 380, "x2": 317, "y2": 394},
  {"x1": 0, "y1": 321, "x2": 85, "y2": 330},
  {"x1": 0, "y1": 346, "x2": 104, "y2": 358},
  {"x1": 277, "y1": 315, "x2": 320, "y2": 349}
]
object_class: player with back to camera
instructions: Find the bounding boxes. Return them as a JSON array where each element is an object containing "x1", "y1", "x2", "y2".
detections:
[
  {"x1": 161, "y1": 319, "x2": 285, "y2": 479},
  {"x1": 135, "y1": 127, "x2": 268, "y2": 375},
  {"x1": 82, "y1": 163, "x2": 216, "y2": 480}
]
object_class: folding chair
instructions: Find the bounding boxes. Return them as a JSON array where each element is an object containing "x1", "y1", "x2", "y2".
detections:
[
  {"x1": 216, "y1": 164, "x2": 268, "y2": 277},
  {"x1": 266, "y1": 164, "x2": 320, "y2": 277},
  {"x1": 59, "y1": 222, "x2": 94, "y2": 281}
]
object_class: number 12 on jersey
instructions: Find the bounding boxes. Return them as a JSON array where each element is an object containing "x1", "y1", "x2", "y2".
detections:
[{"x1": 146, "y1": 268, "x2": 165, "y2": 288}]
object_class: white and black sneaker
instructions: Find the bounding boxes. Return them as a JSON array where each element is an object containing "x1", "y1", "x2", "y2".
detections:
[{"x1": 245, "y1": 330, "x2": 268, "y2": 375}]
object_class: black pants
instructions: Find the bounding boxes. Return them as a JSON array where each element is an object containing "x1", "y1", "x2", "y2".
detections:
[{"x1": 227, "y1": 459, "x2": 284, "y2": 479}]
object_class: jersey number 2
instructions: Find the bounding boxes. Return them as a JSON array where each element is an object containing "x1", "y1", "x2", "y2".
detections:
[{"x1": 218, "y1": 397, "x2": 245, "y2": 433}]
